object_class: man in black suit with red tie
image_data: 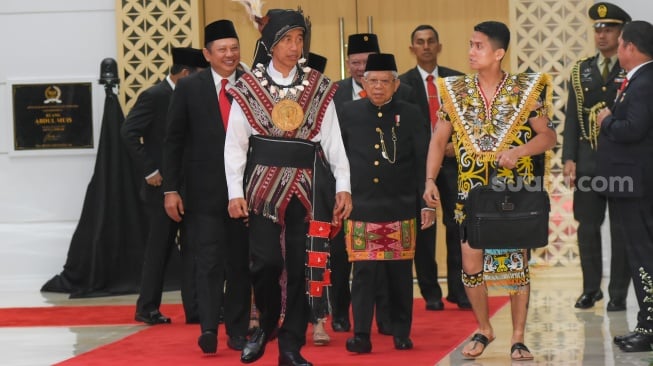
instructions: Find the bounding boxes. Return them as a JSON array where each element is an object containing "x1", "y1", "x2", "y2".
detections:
[
  {"x1": 399, "y1": 25, "x2": 470, "y2": 311},
  {"x1": 122, "y1": 47, "x2": 207, "y2": 326},
  {"x1": 596, "y1": 20, "x2": 653, "y2": 353},
  {"x1": 162, "y1": 19, "x2": 250, "y2": 354}
]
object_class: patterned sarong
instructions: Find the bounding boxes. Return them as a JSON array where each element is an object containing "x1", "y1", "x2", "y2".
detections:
[{"x1": 344, "y1": 219, "x2": 416, "y2": 261}]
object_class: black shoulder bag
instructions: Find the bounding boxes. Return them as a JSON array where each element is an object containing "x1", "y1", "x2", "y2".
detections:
[{"x1": 465, "y1": 169, "x2": 550, "y2": 249}]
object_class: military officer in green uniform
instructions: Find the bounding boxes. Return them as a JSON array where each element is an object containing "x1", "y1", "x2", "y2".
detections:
[{"x1": 562, "y1": 2, "x2": 631, "y2": 311}]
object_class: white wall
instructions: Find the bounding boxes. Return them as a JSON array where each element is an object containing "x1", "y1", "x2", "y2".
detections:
[
  {"x1": 608, "y1": 0, "x2": 653, "y2": 24},
  {"x1": 0, "y1": 0, "x2": 116, "y2": 223}
]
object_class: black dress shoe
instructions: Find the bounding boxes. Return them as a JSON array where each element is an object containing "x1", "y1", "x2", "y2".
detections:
[
  {"x1": 135, "y1": 310, "x2": 171, "y2": 325},
  {"x1": 618, "y1": 333, "x2": 653, "y2": 352},
  {"x1": 574, "y1": 290, "x2": 603, "y2": 309},
  {"x1": 425, "y1": 298, "x2": 444, "y2": 311},
  {"x1": 331, "y1": 318, "x2": 351, "y2": 332},
  {"x1": 198, "y1": 330, "x2": 217, "y2": 354},
  {"x1": 393, "y1": 336, "x2": 413, "y2": 350},
  {"x1": 446, "y1": 295, "x2": 472, "y2": 309},
  {"x1": 346, "y1": 335, "x2": 372, "y2": 353},
  {"x1": 278, "y1": 350, "x2": 313, "y2": 366},
  {"x1": 607, "y1": 299, "x2": 626, "y2": 312},
  {"x1": 457, "y1": 298, "x2": 472, "y2": 309},
  {"x1": 614, "y1": 332, "x2": 639, "y2": 346},
  {"x1": 227, "y1": 335, "x2": 247, "y2": 351},
  {"x1": 241, "y1": 327, "x2": 268, "y2": 363}
]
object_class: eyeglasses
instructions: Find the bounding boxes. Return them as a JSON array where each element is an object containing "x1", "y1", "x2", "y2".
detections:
[{"x1": 364, "y1": 78, "x2": 395, "y2": 86}]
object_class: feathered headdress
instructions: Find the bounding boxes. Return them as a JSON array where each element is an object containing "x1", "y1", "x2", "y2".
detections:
[
  {"x1": 232, "y1": 0, "x2": 266, "y2": 31},
  {"x1": 233, "y1": 1, "x2": 312, "y2": 65}
]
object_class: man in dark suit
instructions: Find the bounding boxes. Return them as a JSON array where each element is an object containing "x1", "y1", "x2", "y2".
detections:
[
  {"x1": 562, "y1": 2, "x2": 631, "y2": 311},
  {"x1": 333, "y1": 33, "x2": 415, "y2": 116},
  {"x1": 163, "y1": 20, "x2": 250, "y2": 354},
  {"x1": 597, "y1": 20, "x2": 653, "y2": 353},
  {"x1": 399, "y1": 24, "x2": 470, "y2": 311},
  {"x1": 330, "y1": 33, "x2": 397, "y2": 335},
  {"x1": 122, "y1": 47, "x2": 207, "y2": 325}
]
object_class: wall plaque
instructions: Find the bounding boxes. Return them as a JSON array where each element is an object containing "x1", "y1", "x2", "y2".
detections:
[{"x1": 12, "y1": 82, "x2": 93, "y2": 150}]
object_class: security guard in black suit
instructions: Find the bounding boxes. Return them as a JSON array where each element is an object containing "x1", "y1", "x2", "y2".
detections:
[
  {"x1": 121, "y1": 47, "x2": 207, "y2": 325},
  {"x1": 399, "y1": 24, "x2": 470, "y2": 311},
  {"x1": 562, "y1": 2, "x2": 631, "y2": 311}
]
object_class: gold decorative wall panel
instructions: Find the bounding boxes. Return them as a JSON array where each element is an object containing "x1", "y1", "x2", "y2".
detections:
[
  {"x1": 510, "y1": 0, "x2": 595, "y2": 266},
  {"x1": 115, "y1": 0, "x2": 202, "y2": 111}
]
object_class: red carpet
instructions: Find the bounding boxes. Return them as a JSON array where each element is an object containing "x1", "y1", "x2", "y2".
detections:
[
  {"x1": 52, "y1": 297, "x2": 509, "y2": 366},
  {"x1": 0, "y1": 303, "x2": 184, "y2": 327}
]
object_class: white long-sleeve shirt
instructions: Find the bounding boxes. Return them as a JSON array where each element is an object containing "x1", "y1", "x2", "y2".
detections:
[{"x1": 224, "y1": 60, "x2": 351, "y2": 200}]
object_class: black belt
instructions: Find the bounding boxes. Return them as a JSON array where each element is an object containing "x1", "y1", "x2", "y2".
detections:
[{"x1": 248, "y1": 135, "x2": 317, "y2": 169}]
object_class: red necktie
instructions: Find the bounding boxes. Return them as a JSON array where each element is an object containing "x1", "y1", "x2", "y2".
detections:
[
  {"x1": 219, "y1": 78, "x2": 231, "y2": 130},
  {"x1": 618, "y1": 77, "x2": 629, "y2": 92},
  {"x1": 358, "y1": 90, "x2": 367, "y2": 99},
  {"x1": 426, "y1": 75, "x2": 440, "y2": 130}
]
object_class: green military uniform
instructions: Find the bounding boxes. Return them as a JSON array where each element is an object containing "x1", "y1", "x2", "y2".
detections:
[{"x1": 562, "y1": 54, "x2": 630, "y2": 308}]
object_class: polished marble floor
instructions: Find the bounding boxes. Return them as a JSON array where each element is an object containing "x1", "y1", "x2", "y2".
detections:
[{"x1": 1, "y1": 223, "x2": 652, "y2": 365}]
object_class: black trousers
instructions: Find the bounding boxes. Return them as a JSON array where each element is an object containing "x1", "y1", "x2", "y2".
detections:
[
  {"x1": 183, "y1": 211, "x2": 226, "y2": 333},
  {"x1": 574, "y1": 187, "x2": 630, "y2": 300},
  {"x1": 330, "y1": 224, "x2": 391, "y2": 329},
  {"x1": 222, "y1": 217, "x2": 251, "y2": 337},
  {"x1": 437, "y1": 159, "x2": 466, "y2": 302},
  {"x1": 249, "y1": 197, "x2": 310, "y2": 352},
  {"x1": 328, "y1": 229, "x2": 351, "y2": 322},
  {"x1": 135, "y1": 202, "x2": 181, "y2": 315},
  {"x1": 608, "y1": 197, "x2": 653, "y2": 331},
  {"x1": 178, "y1": 226, "x2": 199, "y2": 323},
  {"x1": 351, "y1": 259, "x2": 413, "y2": 338},
  {"x1": 413, "y1": 213, "x2": 441, "y2": 301}
]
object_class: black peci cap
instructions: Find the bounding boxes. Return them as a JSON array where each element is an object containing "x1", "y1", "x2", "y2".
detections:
[
  {"x1": 171, "y1": 47, "x2": 209, "y2": 68},
  {"x1": 364, "y1": 53, "x2": 397, "y2": 72},
  {"x1": 204, "y1": 19, "x2": 238, "y2": 45},
  {"x1": 588, "y1": 2, "x2": 631, "y2": 28},
  {"x1": 347, "y1": 33, "x2": 380, "y2": 55}
]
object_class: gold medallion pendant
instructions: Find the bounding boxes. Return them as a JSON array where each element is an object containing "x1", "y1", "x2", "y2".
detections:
[{"x1": 271, "y1": 99, "x2": 304, "y2": 131}]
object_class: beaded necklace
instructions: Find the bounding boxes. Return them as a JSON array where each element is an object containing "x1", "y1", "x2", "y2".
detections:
[{"x1": 252, "y1": 58, "x2": 311, "y2": 101}]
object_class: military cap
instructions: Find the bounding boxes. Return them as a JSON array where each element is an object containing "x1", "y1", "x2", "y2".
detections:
[
  {"x1": 589, "y1": 2, "x2": 631, "y2": 28},
  {"x1": 347, "y1": 33, "x2": 380, "y2": 55},
  {"x1": 171, "y1": 47, "x2": 209, "y2": 68},
  {"x1": 204, "y1": 19, "x2": 238, "y2": 45},
  {"x1": 365, "y1": 53, "x2": 397, "y2": 72}
]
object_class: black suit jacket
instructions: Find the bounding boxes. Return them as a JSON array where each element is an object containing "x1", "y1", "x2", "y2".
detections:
[
  {"x1": 333, "y1": 77, "x2": 416, "y2": 117},
  {"x1": 162, "y1": 68, "x2": 245, "y2": 214},
  {"x1": 340, "y1": 98, "x2": 429, "y2": 221},
  {"x1": 398, "y1": 66, "x2": 464, "y2": 122},
  {"x1": 399, "y1": 65, "x2": 464, "y2": 225},
  {"x1": 121, "y1": 79, "x2": 173, "y2": 203},
  {"x1": 596, "y1": 62, "x2": 653, "y2": 198}
]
